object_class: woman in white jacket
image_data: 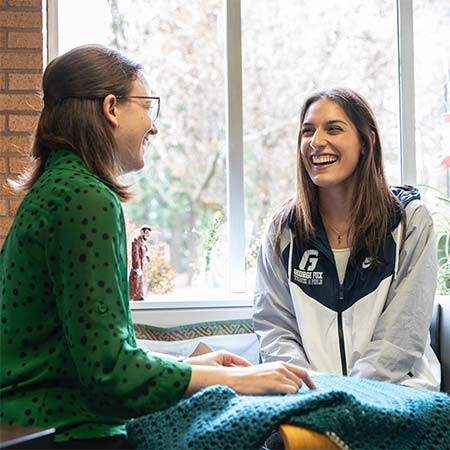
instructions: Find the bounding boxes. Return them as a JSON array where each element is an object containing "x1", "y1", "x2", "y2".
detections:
[{"x1": 253, "y1": 88, "x2": 440, "y2": 391}]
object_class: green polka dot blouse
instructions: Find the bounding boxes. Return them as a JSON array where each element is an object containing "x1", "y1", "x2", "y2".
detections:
[{"x1": 0, "y1": 150, "x2": 192, "y2": 442}]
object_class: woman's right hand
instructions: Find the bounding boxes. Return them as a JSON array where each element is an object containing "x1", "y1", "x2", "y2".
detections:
[
  {"x1": 227, "y1": 361, "x2": 316, "y2": 394},
  {"x1": 185, "y1": 361, "x2": 316, "y2": 397}
]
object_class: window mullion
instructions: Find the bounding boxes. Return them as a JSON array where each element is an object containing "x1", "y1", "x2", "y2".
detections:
[
  {"x1": 396, "y1": 0, "x2": 417, "y2": 184},
  {"x1": 224, "y1": 0, "x2": 246, "y2": 293},
  {"x1": 46, "y1": 0, "x2": 59, "y2": 62}
]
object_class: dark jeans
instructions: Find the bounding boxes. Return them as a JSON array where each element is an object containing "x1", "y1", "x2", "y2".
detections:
[{"x1": 261, "y1": 431, "x2": 285, "y2": 450}]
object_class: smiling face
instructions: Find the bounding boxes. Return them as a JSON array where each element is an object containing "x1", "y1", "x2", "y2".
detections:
[
  {"x1": 300, "y1": 98, "x2": 362, "y2": 192},
  {"x1": 113, "y1": 77, "x2": 158, "y2": 174}
]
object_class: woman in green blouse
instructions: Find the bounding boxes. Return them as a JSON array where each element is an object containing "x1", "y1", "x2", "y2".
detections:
[{"x1": 0, "y1": 45, "x2": 314, "y2": 449}]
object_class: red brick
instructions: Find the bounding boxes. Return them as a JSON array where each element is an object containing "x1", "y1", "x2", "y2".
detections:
[
  {"x1": 8, "y1": 113, "x2": 38, "y2": 132},
  {"x1": 0, "y1": 51, "x2": 42, "y2": 70},
  {"x1": 7, "y1": 31, "x2": 42, "y2": 49},
  {"x1": 0, "y1": 93, "x2": 42, "y2": 111},
  {"x1": 0, "y1": 135, "x2": 33, "y2": 152},
  {"x1": 0, "y1": 0, "x2": 7, "y2": 7},
  {"x1": 8, "y1": 197, "x2": 22, "y2": 214},
  {"x1": 0, "y1": 157, "x2": 6, "y2": 173},
  {"x1": 0, "y1": 198, "x2": 7, "y2": 216},
  {"x1": 7, "y1": 0, "x2": 41, "y2": 7},
  {"x1": 0, "y1": 31, "x2": 6, "y2": 49},
  {"x1": 0, "y1": 216, "x2": 13, "y2": 236},
  {"x1": 0, "y1": 176, "x2": 14, "y2": 195},
  {"x1": 0, "y1": 73, "x2": 6, "y2": 90},
  {"x1": 7, "y1": 73, "x2": 41, "y2": 90},
  {"x1": 8, "y1": 155, "x2": 30, "y2": 173},
  {"x1": 0, "y1": 11, "x2": 41, "y2": 28},
  {"x1": 0, "y1": 114, "x2": 5, "y2": 131}
]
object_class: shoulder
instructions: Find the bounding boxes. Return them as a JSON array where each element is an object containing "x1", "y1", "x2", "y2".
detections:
[
  {"x1": 262, "y1": 216, "x2": 291, "y2": 256},
  {"x1": 390, "y1": 185, "x2": 433, "y2": 231},
  {"x1": 19, "y1": 166, "x2": 125, "y2": 245},
  {"x1": 403, "y1": 199, "x2": 433, "y2": 228},
  {"x1": 392, "y1": 199, "x2": 434, "y2": 247},
  {"x1": 35, "y1": 166, "x2": 123, "y2": 221}
]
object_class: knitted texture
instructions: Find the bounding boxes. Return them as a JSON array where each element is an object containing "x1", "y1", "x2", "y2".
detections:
[{"x1": 126, "y1": 374, "x2": 450, "y2": 450}]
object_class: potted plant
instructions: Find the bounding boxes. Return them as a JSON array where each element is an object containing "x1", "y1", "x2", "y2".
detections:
[{"x1": 420, "y1": 186, "x2": 450, "y2": 295}]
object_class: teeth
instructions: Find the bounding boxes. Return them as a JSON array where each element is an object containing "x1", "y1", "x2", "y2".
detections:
[{"x1": 312, "y1": 154, "x2": 338, "y2": 165}]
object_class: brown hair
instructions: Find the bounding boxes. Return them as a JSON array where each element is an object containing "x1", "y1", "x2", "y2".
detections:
[
  {"x1": 15, "y1": 44, "x2": 143, "y2": 201},
  {"x1": 273, "y1": 88, "x2": 401, "y2": 262}
]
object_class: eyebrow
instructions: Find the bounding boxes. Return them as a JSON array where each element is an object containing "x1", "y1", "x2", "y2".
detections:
[{"x1": 302, "y1": 120, "x2": 348, "y2": 127}]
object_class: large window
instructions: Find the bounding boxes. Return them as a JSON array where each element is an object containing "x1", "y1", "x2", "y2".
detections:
[
  {"x1": 413, "y1": 0, "x2": 450, "y2": 295},
  {"x1": 53, "y1": 0, "x2": 450, "y2": 299},
  {"x1": 414, "y1": 0, "x2": 450, "y2": 195},
  {"x1": 241, "y1": 0, "x2": 399, "y2": 288},
  {"x1": 58, "y1": 0, "x2": 228, "y2": 295}
]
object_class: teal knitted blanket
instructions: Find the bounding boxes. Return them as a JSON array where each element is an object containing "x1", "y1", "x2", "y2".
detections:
[{"x1": 126, "y1": 374, "x2": 450, "y2": 450}]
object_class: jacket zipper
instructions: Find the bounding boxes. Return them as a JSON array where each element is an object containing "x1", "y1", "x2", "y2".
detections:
[{"x1": 338, "y1": 284, "x2": 348, "y2": 375}]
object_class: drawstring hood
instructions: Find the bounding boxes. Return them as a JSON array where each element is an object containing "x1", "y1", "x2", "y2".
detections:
[
  {"x1": 394, "y1": 220, "x2": 402, "y2": 280},
  {"x1": 390, "y1": 185, "x2": 421, "y2": 280}
]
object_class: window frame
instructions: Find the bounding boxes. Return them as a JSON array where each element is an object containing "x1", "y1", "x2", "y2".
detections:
[
  {"x1": 46, "y1": 0, "x2": 417, "y2": 311},
  {"x1": 396, "y1": 0, "x2": 417, "y2": 184}
]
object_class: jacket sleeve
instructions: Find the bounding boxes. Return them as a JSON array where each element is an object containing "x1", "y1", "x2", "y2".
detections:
[
  {"x1": 46, "y1": 183, "x2": 191, "y2": 418},
  {"x1": 253, "y1": 223, "x2": 311, "y2": 368},
  {"x1": 349, "y1": 201, "x2": 438, "y2": 387}
]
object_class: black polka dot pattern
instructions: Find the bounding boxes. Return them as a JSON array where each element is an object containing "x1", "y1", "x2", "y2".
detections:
[{"x1": 0, "y1": 150, "x2": 192, "y2": 442}]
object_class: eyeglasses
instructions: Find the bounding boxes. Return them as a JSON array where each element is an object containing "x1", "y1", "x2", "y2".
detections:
[
  {"x1": 116, "y1": 96, "x2": 160, "y2": 122},
  {"x1": 57, "y1": 95, "x2": 161, "y2": 122}
]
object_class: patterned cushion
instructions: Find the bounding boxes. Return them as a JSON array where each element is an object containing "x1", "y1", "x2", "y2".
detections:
[{"x1": 133, "y1": 319, "x2": 254, "y2": 341}]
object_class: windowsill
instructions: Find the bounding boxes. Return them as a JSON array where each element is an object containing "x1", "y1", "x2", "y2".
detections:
[{"x1": 129, "y1": 288, "x2": 253, "y2": 310}]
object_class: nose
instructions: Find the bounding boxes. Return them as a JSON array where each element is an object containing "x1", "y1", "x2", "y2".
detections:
[
  {"x1": 149, "y1": 122, "x2": 158, "y2": 135},
  {"x1": 311, "y1": 129, "x2": 326, "y2": 149}
]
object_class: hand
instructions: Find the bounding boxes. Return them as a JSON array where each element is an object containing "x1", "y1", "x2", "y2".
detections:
[
  {"x1": 186, "y1": 361, "x2": 316, "y2": 397},
  {"x1": 227, "y1": 361, "x2": 316, "y2": 395},
  {"x1": 185, "y1": 350, "x2": 252, "y2": 368}
]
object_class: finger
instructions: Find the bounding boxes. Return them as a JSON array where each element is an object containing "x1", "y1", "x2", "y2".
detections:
[
  {"x1": 270, "y1": 363, "x2": 302, "y2": 387},
  {"x1": 273, "y1": 379, "x2": 300, "y2": 395},
  {"x1": 283, "y1": 363, "x2": 317, "y2": 389},
  {"x1": 283, "y1": 368, "x2": 304, "y2": 390},
  {"x1": 221, "y1": 351, "x2": 252, "y2": 367},
  {"x1": 297, "y1": 370, "x2": 316, "y2": 389},
  {"x1": 281, "y1": 382, "x2": 301, "y2": 394}
]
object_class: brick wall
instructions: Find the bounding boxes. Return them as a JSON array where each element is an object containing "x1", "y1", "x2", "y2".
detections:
[{"x1": 0, "y1": 0, "x2": 43, "y2": 245}]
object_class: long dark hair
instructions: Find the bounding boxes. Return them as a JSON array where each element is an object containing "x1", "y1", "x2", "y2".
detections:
[
  {"x1": 273, "y1": 88, "x2": 400, "y2": 261},
  {"x1": 15, "y1": 44, "x2": 143, "y2": 201}
]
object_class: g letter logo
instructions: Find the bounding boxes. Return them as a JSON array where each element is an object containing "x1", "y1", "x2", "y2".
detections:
[{"x1": 299, "y1": 249, "x2": 319, "y2": 272}]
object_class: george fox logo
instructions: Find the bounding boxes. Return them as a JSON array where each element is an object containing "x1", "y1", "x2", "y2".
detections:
[
  {"x1": 294, "y1": 249, "x2": 323, "y2": 285},
  {"x1": 299, "y1": 250, "x2": 319, "y2": 271}
]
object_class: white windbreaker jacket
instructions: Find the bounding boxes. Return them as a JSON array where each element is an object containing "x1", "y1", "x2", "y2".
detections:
[{"x1": 253, "y1": 186, "x2": 441, "y2": 390}]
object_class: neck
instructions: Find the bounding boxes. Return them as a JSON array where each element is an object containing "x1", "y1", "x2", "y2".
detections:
[
  {"x1": 318, "y1": 187, "x2": 353, "y2": 248},
  {"x1": 319, "y1": 188, "x2": 352, "y2": 222}
]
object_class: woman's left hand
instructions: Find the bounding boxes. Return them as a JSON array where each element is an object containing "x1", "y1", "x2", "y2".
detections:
[{"x1": 184, "y1": 350, "x2": 252, "y2": 367}]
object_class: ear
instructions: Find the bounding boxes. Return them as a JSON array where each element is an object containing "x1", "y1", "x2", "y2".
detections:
[{"x1": 102, "y1": 94, "x2": 119, "y2": 128}]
